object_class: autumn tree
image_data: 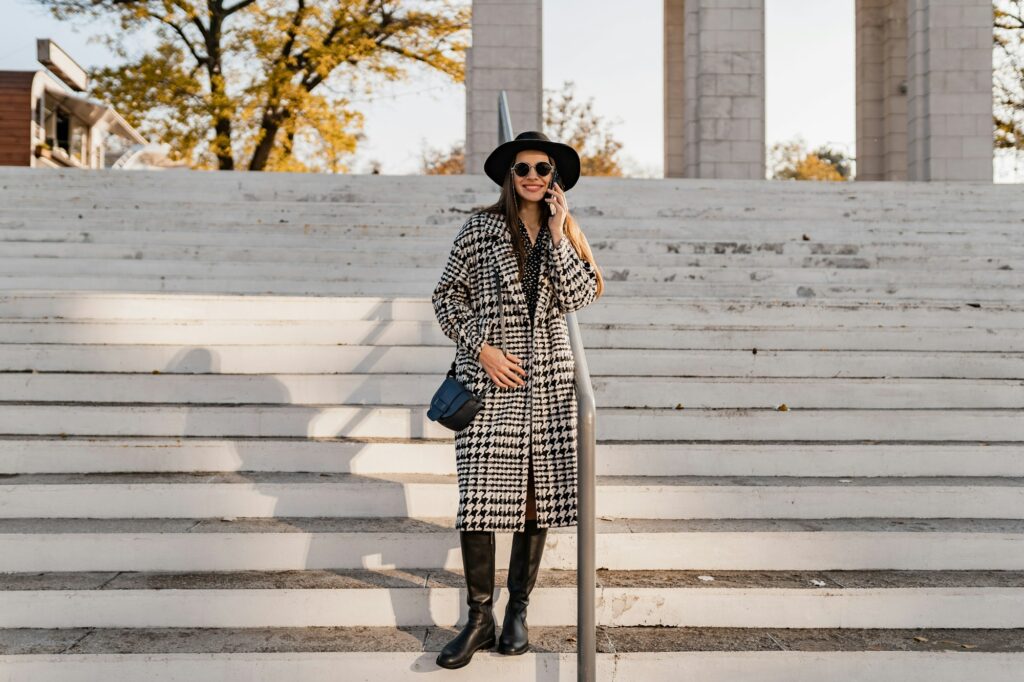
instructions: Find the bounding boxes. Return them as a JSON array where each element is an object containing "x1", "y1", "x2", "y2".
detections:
[
  {"x1": 544, "y1": 80, "x2": 624, "y2": 177},
  {"x1": 769, "y1": 137, "x2": 851, "y2": 181},
  {"x1": 422, "y1": 140, "x2": 464, "y2": 174},
  {"x1": 36, "y1": 0, "x2": 470, "y2": 171},
  {"x1": 995, "y1": 0, "x2": 1024, "y2": 160}
]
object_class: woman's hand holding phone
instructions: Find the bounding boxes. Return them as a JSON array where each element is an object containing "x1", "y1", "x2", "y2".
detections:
[
  {"x1": 545, "y1": 173, "x2": 569, "y2": 244},
  {"x1": 545, "y1": 174, "x2": 558, "y2": 216},
  {"x1": 479, "y1": 343, "x2": 527, "y2": 388}
]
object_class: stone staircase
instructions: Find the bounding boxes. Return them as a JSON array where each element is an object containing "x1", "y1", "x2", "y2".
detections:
[{"x1": 0, "y1": 167, "x2": 1021, "y2": 680}]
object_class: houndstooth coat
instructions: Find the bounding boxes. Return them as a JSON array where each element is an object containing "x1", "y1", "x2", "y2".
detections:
[{"x1": 431, "y1": 209, "x2": 599, "y2": 532}]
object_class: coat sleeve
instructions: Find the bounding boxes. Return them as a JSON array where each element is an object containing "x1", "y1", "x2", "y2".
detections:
[
  {"x1": 548, "y1": 233, "x2": 598, "y2": 314},
  {"x1": 432, "y1": 233, "x2": 487, "y2": 361}
]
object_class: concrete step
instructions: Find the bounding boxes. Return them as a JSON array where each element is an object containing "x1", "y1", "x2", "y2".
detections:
[
  {"x1": 1, "y1": 625, "x2": 1020, "y2": 681},
  {"x1": 0, "y1": 319, "x2": 1019, "y2": 351},
  {"x1": 4, "y1": 184, "x2": 1022, "y2": 213},
  {"x1": 1, "y1": 568, "x2": 1022, "y2": 629},
  {"x1": 1, "y1": 473, "x2": 1022, "y2": 520},
  {"x1": 1, "y1": 404, "x2": 1019, "y2": 440},
  {"x1": 3, "y1": 343, "x2": 1023, "y2": 378},
  {"x1": 3, "y1": 275, "x2": 1019, "y2": 301},
  {"x1": 3, "y1": 214, "x2": 1021, "y2": 242},
  {"x1": 9, "y1": 175, "x2": 1024, "y2": 206},
  {"x1": 2, "y1": 164, "x2": 1020, "y2": 198},
  {"x1": 4, "y1": 176, "x2": 1023, "y2": 206},
  {"x1": 4, "y1": 174, "x2": 1018, "y2": 206},
  {"x1": 2, "y1": 257, "x2": 1019, "y2": 287},
  {"x1": 2, "y1": 292, "x2": 1019, "y2": 327},
  {"x1": 2, "y1": 439, "x2": 1020, "y2": 478},
  {"x1": 3, "y1": 373, "x2": 1023, "y2": 408},
  {"x1": 4, "y1": 239, "x2": 1023, "y2": 272},
  {"x1": 1, "y1": 517, "x2": 1022, "y2": 571},
  {"x1": 4, "y1": 183, "x2": 1023, "y2": 215},
  {"x1": 5, "y1": 226, "x2": 1024, "y2": 256},
  {"x1": 2, "y1": 212, "x2": 1022, "y2": 246},
  {"x1": 8, "y1": 232, "x2": 1024, "y2": 270}
]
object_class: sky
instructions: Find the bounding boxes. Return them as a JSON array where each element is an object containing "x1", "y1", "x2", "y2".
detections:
[{"x1": 1, "y1": 0, "x2": 1018, "y2": 181}]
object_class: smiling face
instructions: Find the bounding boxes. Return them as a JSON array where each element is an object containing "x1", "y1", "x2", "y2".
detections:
[{"x1": 512, "y1": 149, "x2": 554, "y2": 202}]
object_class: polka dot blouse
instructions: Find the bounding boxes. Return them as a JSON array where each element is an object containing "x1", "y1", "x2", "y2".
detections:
[{"x1": 517, "y1": 216, "x2": 548, "y2": 328}]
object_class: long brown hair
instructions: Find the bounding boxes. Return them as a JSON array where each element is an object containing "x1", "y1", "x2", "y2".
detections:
[{"x1": 478, "y1": 153, "x2": 604, "y2": 299}]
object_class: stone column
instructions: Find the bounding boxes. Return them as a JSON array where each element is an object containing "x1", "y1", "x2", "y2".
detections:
[
  {"x1": 665, "y1": 0, "x2": 765, "y2": 179},
  {"x1": 906, "y1": 0, "x2": 993, "y2": 181},
  {"x1": 664, "y1": 0, "x2": 686, "y2": 177},
  {"x1": 856, "y1": 0, "x2": 908, "y2": 181},
  {"x1": 465, "y1": 0, "x2": 543, "y2": 177}
]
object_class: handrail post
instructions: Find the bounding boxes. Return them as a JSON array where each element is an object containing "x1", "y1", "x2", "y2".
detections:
[
  {"x1": 496, "y1": 91, "x2": 597, "y2": 682},
  {"x1": 567, "y1": 311, "x2": 597, "y2": 682}
]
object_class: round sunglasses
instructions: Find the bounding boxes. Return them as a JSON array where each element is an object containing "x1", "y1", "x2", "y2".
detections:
[{"x1": 510, "y1": 161, "x2": 554, "y2": 178}]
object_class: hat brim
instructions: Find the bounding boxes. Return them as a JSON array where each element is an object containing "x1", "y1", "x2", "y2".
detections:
[{"x1": 483, "y1": 139, "x2": 581, "y2": 191}]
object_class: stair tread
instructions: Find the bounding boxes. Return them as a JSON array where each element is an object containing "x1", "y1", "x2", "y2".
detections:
[
  {"x1": 2, "y1": 516, "x2": 1022, "y2": 534},
  {"x1": 2, "y1": 568, "x2": 1023, "y2": 591},
  {"x1": 1, "y1": 625, "x2": 1022, "y2": 655},
  {"x1": 3, "y1": 472, "x2": 1022, "y2": 487}
]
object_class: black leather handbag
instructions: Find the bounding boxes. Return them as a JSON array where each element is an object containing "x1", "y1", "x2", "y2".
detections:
[{"x1": 427, "y1": 267, "x2": 507, "y2": 432}]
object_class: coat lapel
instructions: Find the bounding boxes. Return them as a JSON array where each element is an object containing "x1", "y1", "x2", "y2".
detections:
[
  {"x1": 488, "y1": 228, "x2": 524, "y2": 300},
  {"x1": 480, "y1": 212, "x2": 555, "y2": 334},
  {"x1": 534, "y1": 242, "x2": 553, "y2": 329}
]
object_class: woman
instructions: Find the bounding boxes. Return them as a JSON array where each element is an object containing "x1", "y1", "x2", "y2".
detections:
[{"x1": 431, "y1": 131, "x2": 604, "y2": 669}]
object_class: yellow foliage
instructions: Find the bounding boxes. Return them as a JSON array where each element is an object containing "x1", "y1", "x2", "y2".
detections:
[
  {"x1": 768, "y1": 137, "x2": 850, "y2": 181},
  {"x1": 48, "y1": 0, "x2": 471, "y2": 171},
  {"x1": 793, "y1": 154, "x2": 844, "y2": 181}
]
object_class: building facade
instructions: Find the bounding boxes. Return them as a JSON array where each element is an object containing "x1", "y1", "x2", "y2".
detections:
[{"x1": 0, "y1": 39, "x2": 146, "y2": 169}]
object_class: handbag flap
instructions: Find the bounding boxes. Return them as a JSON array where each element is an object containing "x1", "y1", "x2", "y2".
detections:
[{"x1": 428, "y1": 376, "x2": 473, "y2": 421}]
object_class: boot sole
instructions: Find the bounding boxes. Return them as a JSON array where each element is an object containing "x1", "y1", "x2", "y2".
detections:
[
  {"x1": 435, "y1": 637, "x2": 497, "y2": 669},
  {"x1": 496, "y1": 642, "x2": 529, "y2": 656}
]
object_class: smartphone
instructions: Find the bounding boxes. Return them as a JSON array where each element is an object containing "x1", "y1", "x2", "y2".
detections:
[{"x1": 546, "y1": 169, "x2": 562, "y2": 216}]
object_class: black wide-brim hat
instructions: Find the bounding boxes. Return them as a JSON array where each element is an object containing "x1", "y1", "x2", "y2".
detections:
[{"x1": 483, "y1": 130, "x2": 581, "y2": 191}]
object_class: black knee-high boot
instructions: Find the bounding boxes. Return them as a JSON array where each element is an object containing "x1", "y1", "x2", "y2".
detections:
[
  {"x1": 436, "y1": 530, "x2": 496, "y2": 669},
  {"x1": 497, "y1": 519, "x2": 548, "y2": 655}
]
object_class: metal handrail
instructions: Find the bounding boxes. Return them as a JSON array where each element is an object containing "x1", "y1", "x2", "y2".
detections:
[
  {"x1": 497, "y1": 91, "x2": 597, "y2": 682},
  {"x1": 497, "y1": 91, "x2": 514, "y2": 148}
]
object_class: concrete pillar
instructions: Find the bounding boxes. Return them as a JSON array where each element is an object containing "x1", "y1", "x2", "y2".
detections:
[
  {"x1": 665, "y1": 0, "x2": 765, "y2": 179},
  {"x1": 856, "y1": 0, "x2": 908, "y2": 181},
  {"x1": 906, "y1": 0, "x2": 993, "y2": 181},
  {"x1": 664, "y1": 0, "x2": 686, "y2": 177},
  {"x1": 465, "y1": 0, "x2": 543, "y2": 177}
]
